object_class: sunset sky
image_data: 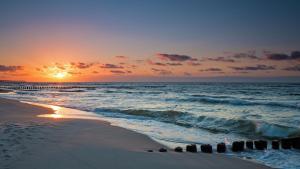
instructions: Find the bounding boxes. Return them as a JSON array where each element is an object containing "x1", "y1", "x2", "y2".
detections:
[{"x1": 0, "y1": 0, "x2": 300, "y2": 82}]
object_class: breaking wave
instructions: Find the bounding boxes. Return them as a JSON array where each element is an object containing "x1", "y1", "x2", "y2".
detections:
[
  {"x1": 182, "y1": 95, "x2": 300, "y2": 109},
  {"x1": 94, "y1": 108, "x2": 300, "y2": 139}
]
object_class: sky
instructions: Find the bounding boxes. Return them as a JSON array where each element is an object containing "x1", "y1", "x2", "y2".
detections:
[{"x1": 0, "y1": 0, "x2": 300, "y2": 82}]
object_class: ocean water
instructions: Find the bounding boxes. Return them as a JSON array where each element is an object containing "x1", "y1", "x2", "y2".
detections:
[{"x1": 1, "y1": 82, "x2": 300, "y2": 168}]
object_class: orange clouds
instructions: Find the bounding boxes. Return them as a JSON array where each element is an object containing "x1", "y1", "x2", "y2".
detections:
[
  {"x1": 1, "y1": 49, "x2": 300, "y2": 82},
  {"x1": 32, "y1": 62, "x2": 100, "y2": 81},
  {"x1": 0, "y1": 65, "x2": 23, "y2": 72},
  {"x1": 156, "y1": 53, "x2": 197, "y2": 62},
  {"x1": 100, "y1": 64, "x2": 124, "y2": 69}
]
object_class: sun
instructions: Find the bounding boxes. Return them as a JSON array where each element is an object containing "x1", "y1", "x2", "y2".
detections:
[
  {"x1": 53, "y1": 72, "x2": 68, "y2": 79},
  {"x1": 38, "y1": 63, "x2": 78, "y2": 81},
  {"x1": 43, "y1": 64, "x2": 72, "y2": 80}
]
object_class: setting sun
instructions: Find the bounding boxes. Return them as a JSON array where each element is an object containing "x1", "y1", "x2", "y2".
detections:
[
  {"x1": 38, "y1": 64, "x2": 74, "y2": 80},
  {"x1": 53, "y1": 72, "x2": 68, "y2": 79}
]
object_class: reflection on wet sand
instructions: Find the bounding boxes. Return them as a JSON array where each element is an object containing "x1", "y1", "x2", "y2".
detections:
[{"x1": 21, "y1": 101, "x2": 102, "y2": 120}]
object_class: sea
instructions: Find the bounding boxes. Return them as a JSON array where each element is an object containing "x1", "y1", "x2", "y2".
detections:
[{"x1": 1, "y1": 82, "x2": 299, "y2": 169}]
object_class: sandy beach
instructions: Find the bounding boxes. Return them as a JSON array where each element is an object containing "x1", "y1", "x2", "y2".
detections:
[
  {"x1": 0, "y1": 89, "x2": 13, "y2": 93},
  {"x1": 0, "y1": 97, "x2": 271, "y2": 169}
]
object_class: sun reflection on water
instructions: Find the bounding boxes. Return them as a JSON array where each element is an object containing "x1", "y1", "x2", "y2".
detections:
[
  {"x1": 38, "y1": 113, "x2": 63, "y2": 119},
  {"x1": 26, "y1": 101, "x2": 103, "y2": 120},
  {"x1": 37, "y1": 105, "x2": 64, "y2": 119}
]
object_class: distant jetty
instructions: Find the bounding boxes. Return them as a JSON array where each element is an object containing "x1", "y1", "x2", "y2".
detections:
[{"x1": 0, "y1": 82, "x2": 96, "y2": 91}]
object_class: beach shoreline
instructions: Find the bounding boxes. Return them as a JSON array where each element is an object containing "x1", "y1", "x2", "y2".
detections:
[
  {"x1": 0, "y1": 89, "x2": 13, "y2": 93},
  {"x1": 0, "y1": 97, "x2": 271, "y2": 169}
]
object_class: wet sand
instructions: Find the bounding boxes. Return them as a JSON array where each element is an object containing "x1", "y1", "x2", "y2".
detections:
[
  {"x1": 0, "y1": 97, "x2": 271, "y2": 169},
  {"x1": 0, "y1": 89, "x2": 13, "y2": 93}
]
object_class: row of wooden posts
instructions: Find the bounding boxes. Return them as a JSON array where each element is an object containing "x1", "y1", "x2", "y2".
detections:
[
  {"x1": 0, "y1": 85, "x2": 95, "y2": 90},
  {"x1": 155, "y1": 137, "x2": 300, "y2": 153}
]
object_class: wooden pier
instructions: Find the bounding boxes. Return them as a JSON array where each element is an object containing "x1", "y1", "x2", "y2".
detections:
[{"x1": 0, "y1": 83, "x2": 96, "y2": 91}]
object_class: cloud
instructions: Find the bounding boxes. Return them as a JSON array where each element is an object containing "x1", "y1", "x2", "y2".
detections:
[
  {"x1": 291, "y1": 51, "x2": 300, "y2": 59},
  {"x1": 266, "y1": 53, "x2": 289, "y2": 60},
  {"x1": 153, "y1": 62, "x2": 166, "y2": 66},
  {"x1": 282, "y1": 65, "x2": 300, "y2": 71},
  {"x1": 202, "y1": 51, "x2": 259, "y2": 63},
  {"x1": 231, "y1": 51, "x2": 260, "y2": 60},
  {"x1": 151, "y1": 68, "x2": 173, "y2": 75},
  {"x1": 115, "y1": 55, "x2": 128, "y2": 59},
  {"x1": 156, "y1": 53, "x2": 197, "y2": 62},
  {"x1": 100, "y1": 64, "x2": 124, "y2": 69},
  {"x1": 166, "y1": 63, "x2": 182, "y2": 66},
  {"x1": 199, "y1": 68, "x2": 223, "y2": 72},
  {"x1": 265, "y1": 51, "x2": 300, "y2": 60},
  {"x1": 232, "y1": 71, "x2": 250, "y2": 74},
  {"x1": 184, "y1": 72, "x2": 192, "y2": 76},
  {"x1": 68, "y1": 71, "x2": 82, "y2": 75},
  {"x1": 187, "y1": 62, "x2": 201, "y2": 66},
  {"x1": 110, "y1": 70, "x2": 126, "y2": 74},
  {"x1": 151, "y1": 68, "x2": 162, "y2": 72},
  {"x1": 92, "y1": 71, "x2": 99, "y2": 74},
  {"x1": 71, "y1": 62, "x2": 94, "y2": 69},
  {"x1": 148, "y1": 60, "x2": 182, "y2": 66},
  {"x1": 197, "y1": 50, "x2": 299, "y2": 64},
  {"x1": 206, "y1": 57, "x2": 235, "y2": 62},
  {"x1": 110, "y1": 70, "x2": 132, "y2": 74},
  {"x1": 135, "y1": 59, "x2": 144, "y2": 63},
  {"x1": 130, "y1": 65, "x2": 138, "y2": 69},
  {"x1": 35, "y1": 62, "x2": 97, "y2": 78},
  {"x1": 54, "y1": 62, "x2": 67, "y2": 70},
  {"x1": 0, "y1": 65, "x2": 23, "y2": 72},
  {"x1": 230, "y1": 64, "x2": 276, "y2": 71},
  {"x1": 148, "y1": 60, "x2": 166, "y2": 66}
]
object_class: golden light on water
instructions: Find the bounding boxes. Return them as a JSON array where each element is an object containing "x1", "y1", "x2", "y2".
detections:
[
  {"x1": 39, "y1": 113, "x2": 63, "y2": 119},
  {"x1": 37, "y1": 105, "x2": 63, "y2": 119},
  {"x1": 35, "y1": 102, "x2": 103, "y2": 120},
  {"x1": 50, "y1": 105, "x2": 61, "y2": 111}
]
